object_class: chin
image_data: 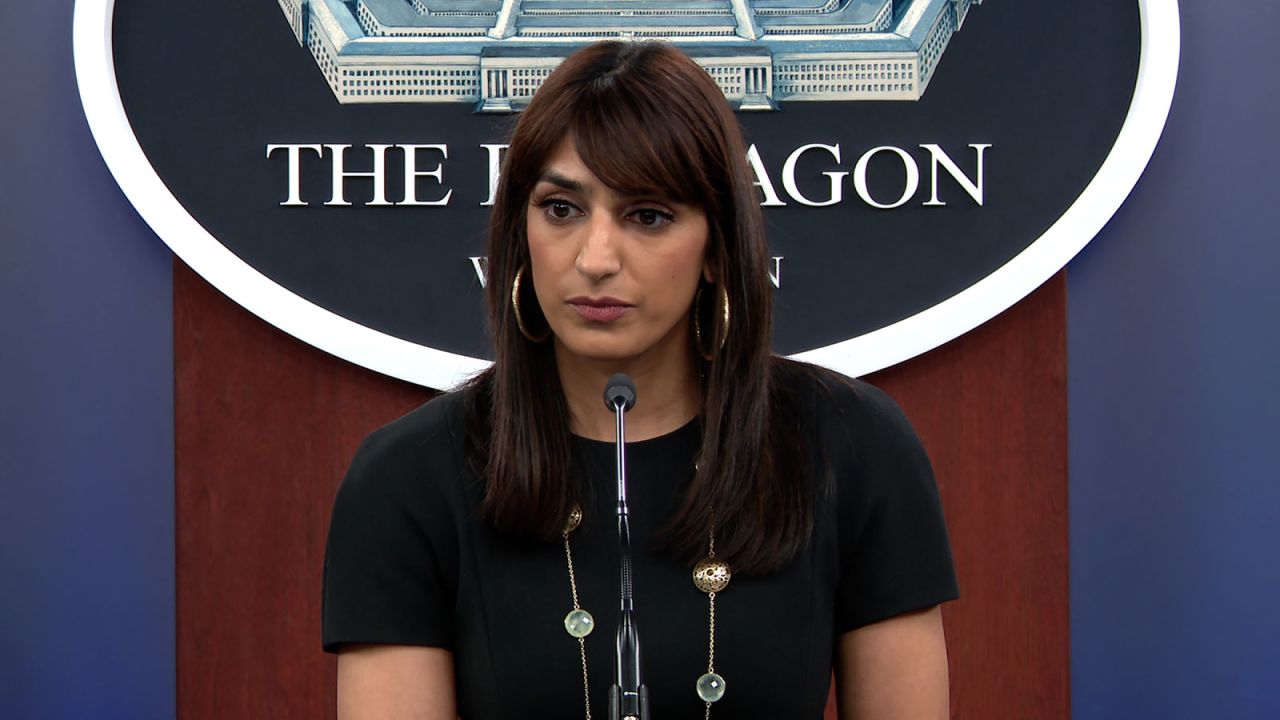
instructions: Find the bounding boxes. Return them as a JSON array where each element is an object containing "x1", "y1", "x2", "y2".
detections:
[
  {"x1": 550, "y1": 314, "x2": 691, "y2": 366},
  {"x1": 553, "y1": 331, "x2": 649, "y2": 364},
  {"x1": 559, "y1": 341, "x2": 640, "y2": 364}
]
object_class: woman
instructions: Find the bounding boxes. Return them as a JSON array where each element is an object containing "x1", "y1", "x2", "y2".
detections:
[{"x1": 323, "y1": 41, "x2": 957, "y2": 719}]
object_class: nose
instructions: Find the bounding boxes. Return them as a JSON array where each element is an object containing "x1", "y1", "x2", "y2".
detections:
[{"x1": 574, "y1": 214, "x2": 622, "y2": 281}]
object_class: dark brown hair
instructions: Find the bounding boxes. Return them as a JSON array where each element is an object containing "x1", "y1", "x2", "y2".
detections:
[{"x1": 465, "y1": 41, "x2": 816, "y2": 574}]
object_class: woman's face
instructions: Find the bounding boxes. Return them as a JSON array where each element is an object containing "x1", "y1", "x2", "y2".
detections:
[{"x1": 526, "y1": 138, "x2": 710, "y2": 366}]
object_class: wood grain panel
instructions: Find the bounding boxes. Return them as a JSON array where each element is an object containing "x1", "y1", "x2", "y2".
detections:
[
  {"x1": 174, "y1": 260, "x2": 435, "y2": 719},
  {"x1": 176, "y1": 261, "x2": 1067, "y2": 719},
  {"x1": 870, "y1": 272, "x2": 1070, "y2": 719}
]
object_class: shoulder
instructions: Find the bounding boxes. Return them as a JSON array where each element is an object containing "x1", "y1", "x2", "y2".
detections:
[
  {"x1": 770, "y1": 358, "x2": 932, "y2": 490},
  {"x1": 357, "y1": 389, "x2": 469, "y2": 460},
  {"x1": 341, "y1": 388, "x2": 476, "y2": 503},
  {"x1": 771, "y1": 359, "x2": 919, "y2": 445}
]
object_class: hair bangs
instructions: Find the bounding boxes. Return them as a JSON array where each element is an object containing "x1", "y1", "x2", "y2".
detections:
[{"x1": 567, "y1": 82, "x2": 712, "y2": 208}]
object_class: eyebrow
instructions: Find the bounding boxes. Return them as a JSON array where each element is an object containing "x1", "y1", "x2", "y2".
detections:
[{"x1": 535, "y1": 170, "x2": 587, "y2": 194}]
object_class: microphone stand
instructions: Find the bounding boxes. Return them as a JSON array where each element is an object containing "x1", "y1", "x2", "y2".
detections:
[{"x1": 605, "y1": 375, "x2": 649, "y2": 720}]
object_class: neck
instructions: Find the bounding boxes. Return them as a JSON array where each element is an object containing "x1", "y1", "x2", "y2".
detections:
[{"x1": 554, "y1": 340, "x2": 701, "y2": 443}]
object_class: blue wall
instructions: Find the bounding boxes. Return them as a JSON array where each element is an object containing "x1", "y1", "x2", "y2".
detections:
[
  {"x1": 1068, "y1": 2, "x2": 1280, "y2": 717},
  {"x1": 3, "y1": 2, "x2": 1278, "y2": 718},
  {"x1": 1, "y1": 3, "x2": 174, "y2": 719}
]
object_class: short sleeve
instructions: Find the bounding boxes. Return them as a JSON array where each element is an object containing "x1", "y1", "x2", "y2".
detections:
[
  {"x1": 322, "y1": 410, "x2": 460, "y2": 652},
  {"x1": 832, "y1": 381, "x2": 958, "y2": 633}
]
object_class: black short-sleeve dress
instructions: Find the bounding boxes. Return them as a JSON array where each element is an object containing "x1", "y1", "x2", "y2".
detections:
[{"x1": 322, "y1": 366, "x2": 958, "y2": 719}]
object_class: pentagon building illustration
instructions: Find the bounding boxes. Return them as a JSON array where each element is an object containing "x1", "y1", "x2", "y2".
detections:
[{"x1": 276, "y1": 0, "x2": 981, "y2": 111}]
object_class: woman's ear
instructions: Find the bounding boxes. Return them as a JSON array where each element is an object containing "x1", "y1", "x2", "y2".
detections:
[{"x1": 702, "y1": 259, "x2": 715, "y2": 285}]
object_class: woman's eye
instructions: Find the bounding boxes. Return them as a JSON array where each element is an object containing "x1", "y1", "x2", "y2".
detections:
[
  {"x1": 631, "y1": 208, "x2": 672, "y2": 228},
  {"x1": 542, "y1": 200, "x2": 577, "y2": 221}
]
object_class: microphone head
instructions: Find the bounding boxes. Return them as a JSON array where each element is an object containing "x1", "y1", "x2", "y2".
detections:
[{"x1": 604, "y1": 373, "x2": 637, "y2": 412}]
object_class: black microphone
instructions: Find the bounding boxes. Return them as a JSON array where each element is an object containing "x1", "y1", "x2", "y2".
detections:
[
  {"x1": 604, "y1": 373, "x2": 648, "y2": 720},
  {"x1": 603, "y1": 373, "x2": 637, "y2": 412}
]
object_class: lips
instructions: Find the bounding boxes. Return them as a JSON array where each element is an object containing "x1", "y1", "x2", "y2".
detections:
[{"x1": 567, "y1": 296, "x2": 633, "y2": 323}]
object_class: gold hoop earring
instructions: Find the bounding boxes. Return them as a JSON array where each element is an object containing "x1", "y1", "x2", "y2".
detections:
[
  {"x1": 512, "y1": 265, "x2": 550, "y2": 343},
  {"x1": 694, "y1": 284, "x2": 730, "y2": 361}
]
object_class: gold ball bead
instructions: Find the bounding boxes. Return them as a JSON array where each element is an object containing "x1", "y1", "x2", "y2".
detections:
[
  {"x1": 693, "y1": 557, "x2": 731, "y2": 593},
  {"x1": 563, "y1": 506, "x2": 583, "y2": 534}
]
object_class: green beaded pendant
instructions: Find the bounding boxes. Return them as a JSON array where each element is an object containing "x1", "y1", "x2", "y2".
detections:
[
  {"x1": 564, "y1": 608, "x2": 595, "y2": 638},
  {"x1": 696, "y1": 672, "x2": 726, "y2": 702}
]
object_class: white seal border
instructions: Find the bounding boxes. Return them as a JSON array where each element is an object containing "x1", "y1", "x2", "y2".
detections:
[
  {"x1": 73, "y1": 0, "x2": 1179, "y2": 388},
  {"x1": 795, "y1": 0, "x2": 1180, "y2": 375}
]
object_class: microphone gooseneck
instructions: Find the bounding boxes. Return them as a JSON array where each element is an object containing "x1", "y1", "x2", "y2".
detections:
[{"x1": 605, "y1": 374, "x2": 649, "y2": 720}]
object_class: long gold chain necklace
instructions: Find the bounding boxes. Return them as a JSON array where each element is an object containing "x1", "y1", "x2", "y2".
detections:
[{"x1": 561, "y1": 505, "x2": 731, "y2": 719}]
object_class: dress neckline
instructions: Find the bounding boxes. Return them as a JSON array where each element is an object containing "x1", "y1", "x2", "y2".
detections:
[{"x1": 572, "y1": 415, "x2": 701, "y2": 453}]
